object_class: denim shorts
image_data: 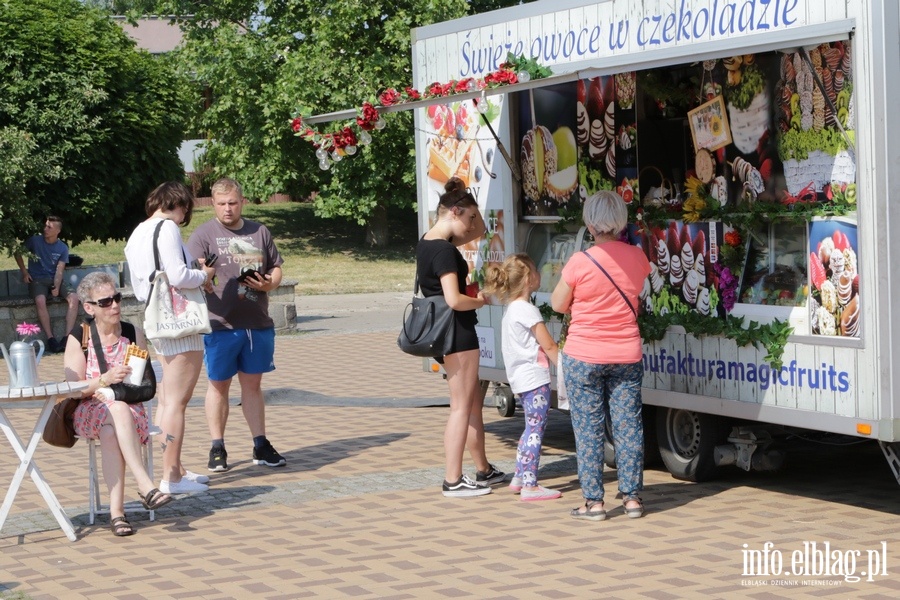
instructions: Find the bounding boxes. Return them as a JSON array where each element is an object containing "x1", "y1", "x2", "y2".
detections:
[{"x1": 203, "y1": 327, "x2": 276, "y2": 381}]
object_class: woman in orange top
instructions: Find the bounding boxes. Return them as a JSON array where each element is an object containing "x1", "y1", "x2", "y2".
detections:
[{"x1": 551, "y1": 191, "x2": 650, "y2": 521}]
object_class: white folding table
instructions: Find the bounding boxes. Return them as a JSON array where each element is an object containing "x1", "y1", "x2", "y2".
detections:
[{"x1": 0, "y1": 381, "x2": 87, "y2": 542}]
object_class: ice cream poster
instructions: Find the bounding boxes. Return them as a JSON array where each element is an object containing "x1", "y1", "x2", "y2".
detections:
[
  {"x1": 630, "y1": 220, "x2": 725, "y2": 318},
  {"x1": 808, "y1": 218, "x2": 859, "y2": 337}
]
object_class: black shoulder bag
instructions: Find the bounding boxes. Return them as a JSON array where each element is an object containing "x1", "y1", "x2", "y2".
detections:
[{"x1": 397, "y1": 274, "x2": 457, "y2": 358}]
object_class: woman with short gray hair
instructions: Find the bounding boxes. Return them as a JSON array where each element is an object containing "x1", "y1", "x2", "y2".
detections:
[
  {"x1": 551, "y1": 191, "x2": 650, "y2": 520},
  {"x1": 64, "y1": 271, "x2": 173, "y2": 536}
]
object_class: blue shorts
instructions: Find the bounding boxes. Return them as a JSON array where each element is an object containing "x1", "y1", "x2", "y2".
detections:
[{"x1": 203, "y1": 328, "x2": 276, "y2": 381}]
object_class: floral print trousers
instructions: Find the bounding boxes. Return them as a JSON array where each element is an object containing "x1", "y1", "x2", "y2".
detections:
[
  {"x1": 513, "y1": 383, "x2": 552, "y2": 487},
  {"x1": 562, "y1": 354, "x2": 644, "y2": 503}
]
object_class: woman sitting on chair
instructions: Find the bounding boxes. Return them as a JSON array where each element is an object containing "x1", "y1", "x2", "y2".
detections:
[{"x1": 63, "y1": 272, "x2": 173, "y2": 537}]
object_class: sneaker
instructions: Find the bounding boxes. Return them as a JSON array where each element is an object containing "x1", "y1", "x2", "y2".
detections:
[
  {"x1": 475, "y1": 464, "x2": 506, "y2": 486},
  {"x1": 184, "y1": 470, "x2": 210, "y2": 484},
  {"x1": 252, "y1": 442, "x2": 286, "y2": 467},
  {"x1": 208, "y1": 447, "x2": 228, "y2": 472},
  {"x1": 47, "y1": 337, "x2": 61, "y2": 353},
  {"x1": 520, "y1": 486, "x2": 562, "y2": 502},
  {"x1": 508, "y1": 476, "x2": 523, "y2": 494},
  {"x1": 442, "y1": 474, "x2": 492, "y2": 498},
  {"x1": 159, "y1": 479, "x2": 208, "y2": 494}
]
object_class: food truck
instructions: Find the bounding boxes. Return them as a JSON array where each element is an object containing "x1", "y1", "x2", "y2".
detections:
[{"x1": 307, "y1": 0, "x2": 900, "y2": 484}]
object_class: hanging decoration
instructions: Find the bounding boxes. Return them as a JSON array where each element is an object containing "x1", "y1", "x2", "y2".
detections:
[{"x1": 289, "y1": 53, "x2": 552, "y2": 170}]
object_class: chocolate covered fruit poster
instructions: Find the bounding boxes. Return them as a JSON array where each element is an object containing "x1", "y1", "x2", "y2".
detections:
[
  {"x1": 808, "y1": 218, "x2": 859, "y2": 337},
  {"x1": 519, "y1": 83, "x2": 580, "y2": 216},
  {"x1": 629, "y1": 220, "x2": 726, "y2": 318},
  {"x1": 518, "y1": 75, "x2": 638, "y2": 217}
]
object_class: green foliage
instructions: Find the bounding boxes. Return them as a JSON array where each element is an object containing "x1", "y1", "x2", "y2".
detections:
[
  {"x1": 638, "y1": 312, "x2": 793, "y2": 369},
  {"x1": 156, "y1": 0, "x2": 528, "y2": 236},
  {"x1": 0, "y1": 0, "x2": 188, "y2": 250}
]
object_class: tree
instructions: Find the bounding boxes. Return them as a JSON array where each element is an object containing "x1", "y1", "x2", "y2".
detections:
[
  {"x1": 157, "y1": 0, "x2": 526, "y2": 246},
  {"x1": 0, "y1": 0, "x2": 188, "y2": 250}
]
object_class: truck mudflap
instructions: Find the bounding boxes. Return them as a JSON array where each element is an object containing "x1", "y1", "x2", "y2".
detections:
[{"x1": 878, "y1": 442, "x2": 900, "y2": 486}]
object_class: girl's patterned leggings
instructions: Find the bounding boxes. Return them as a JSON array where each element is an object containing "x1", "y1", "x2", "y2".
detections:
[
  {"x1": 562, "y1": 354, "x2": 644, "y2": 503},
  {"x1": 514, "y1": 383, "x2": 552, "y2": 487}
]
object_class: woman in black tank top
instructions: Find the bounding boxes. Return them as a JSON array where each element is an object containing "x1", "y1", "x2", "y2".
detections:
[{"x1": 417, "y1": 177, "x2": 506, "y2": 497}]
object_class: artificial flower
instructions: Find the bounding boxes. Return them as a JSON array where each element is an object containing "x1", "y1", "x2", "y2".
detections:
[
  {"x1": 16, "y1": 322, "x2": 41, "y2": 340},
  {"x1": 379, "y1": 88, "x2": 401, "y2": 106},
  {"x1": 713, "y1": 263, "x2": 738, "y2": 313},
  {"x1": 724, "y1": 230, "x2": 742, "y2": 247}
]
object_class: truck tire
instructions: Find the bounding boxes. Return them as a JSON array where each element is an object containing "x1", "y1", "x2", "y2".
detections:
[
  {"x1": 656, "y1": 408, "x2": 727, "y2": 482},
  {"x1": 603, "y1": 405, "x2": 661, "y2": 469},
  {"x1": 494, "y1": 386, "x2": 516, "y2": 417}
]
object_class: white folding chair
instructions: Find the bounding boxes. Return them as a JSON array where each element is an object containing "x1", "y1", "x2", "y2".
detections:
[{"x1": 85, "y1": 397, "x2": 156, "y2": 524}]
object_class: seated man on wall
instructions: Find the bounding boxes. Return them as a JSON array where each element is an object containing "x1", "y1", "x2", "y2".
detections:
[{"x1": 14, "y1": 216, "x2": 80, "y2": 353}]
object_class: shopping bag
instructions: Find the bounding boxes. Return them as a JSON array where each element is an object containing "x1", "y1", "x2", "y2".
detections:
[
  {"x1": 556, "y1": 354, "x2": 569, "y2": 411},
  {"x1": 143, "y1": 220, "x2": 211, "y2": 341},
  {"x1": 397, "y1": 295, "x2": 456, "y2": 357},
  {"x1": 143, "y1": 271, "x2": 211, "y2": 340}
]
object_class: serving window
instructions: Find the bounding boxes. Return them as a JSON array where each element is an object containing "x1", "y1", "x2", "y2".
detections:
[{"x1": 512, "y1": 38, "x2": 858, "y2": 340}]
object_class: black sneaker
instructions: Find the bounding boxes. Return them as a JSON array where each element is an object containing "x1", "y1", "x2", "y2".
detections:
[
  {"x1": 253, "y1": 442, "x2": 286, "y2": 467},
  {"x1": 207, "y1": 447, "x2": 229, "y2": 472},
  {"x1": 47, "y1": 337, "x2": 61, "y2": 353},
  {"x1": 475, "y1": 464, "x2": 507, "y2": 486},
  {"x1": 442, "y1": 474, "x2": 492, "y2": 497}
]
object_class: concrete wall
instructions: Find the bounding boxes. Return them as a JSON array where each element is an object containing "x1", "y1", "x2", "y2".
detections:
[{"x1": 0, "y1": 266, "x2": 297, "y2": 345}]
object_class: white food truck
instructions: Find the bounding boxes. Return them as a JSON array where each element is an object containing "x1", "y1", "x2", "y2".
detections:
[{"x1": 311, "y1": 0, "x2": 900, "y2": 484}]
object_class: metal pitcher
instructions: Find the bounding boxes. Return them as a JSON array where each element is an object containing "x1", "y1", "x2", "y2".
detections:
[{"x1": 1, "y1": 339, "x2": 45, "y2": 389}]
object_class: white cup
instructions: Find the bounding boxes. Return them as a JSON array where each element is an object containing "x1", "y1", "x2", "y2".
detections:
[{"x1": 125, "y1": 356, "x2": 147, "y2": 386}]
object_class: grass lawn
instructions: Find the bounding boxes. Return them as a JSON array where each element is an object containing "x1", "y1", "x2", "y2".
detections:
[{"x1": 0, "y1": 203, "x2": 419, "y2": 295}]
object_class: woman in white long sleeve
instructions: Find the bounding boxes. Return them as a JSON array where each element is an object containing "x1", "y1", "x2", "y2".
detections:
[{"x1": 125, "y1": 182, "x2": 216, "y2": 495}]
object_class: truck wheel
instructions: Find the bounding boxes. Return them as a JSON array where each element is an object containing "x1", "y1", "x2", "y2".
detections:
[
  {"x1": 657, "y1": 408, "x2": 726, "y2": 482},
  {"x1": 604, "y1": 405, "x2": 661, "y2": 469},
  {"x1": 494, "y1": 386, "x2": 516, "y2": 417}
]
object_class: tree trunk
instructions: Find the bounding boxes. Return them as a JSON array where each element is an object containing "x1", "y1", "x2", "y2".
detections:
[{"x1": 365, "y1": 203, "x2": 389, "y2": 247}]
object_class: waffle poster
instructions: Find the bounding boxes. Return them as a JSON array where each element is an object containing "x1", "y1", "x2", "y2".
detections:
[{"x1": 422, "y1": 97, "x2": 506, "y2": 291}]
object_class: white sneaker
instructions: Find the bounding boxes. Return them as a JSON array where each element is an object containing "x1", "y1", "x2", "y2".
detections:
[
  {"x1": 148, "y1": 425, "x2": 163, "y2": 436},
  {"x1": 160, "y1": 479, "x2": 208, "y2": 494},
  {"x1": 520, "y1": 485, "x2": 562, "y2": 502},
  {"x1": 183, "y1": 470, "x2": 210, "y2": 484}
]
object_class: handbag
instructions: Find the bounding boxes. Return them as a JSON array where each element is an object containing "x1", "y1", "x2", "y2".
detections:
[
  {"x1": 397, "y1": 275, "x2": 456, "y2": 357},
  {"x1": 143, "y1": 220, "x2": 212, "y2": 340},
  {"x1": 42, "y1": 397, "x2": 79, "y2": 448}
]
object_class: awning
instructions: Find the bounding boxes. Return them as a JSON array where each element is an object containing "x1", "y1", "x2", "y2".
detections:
[{"x1": 304, "y1": 19, "x2": 854, "y2": 125}]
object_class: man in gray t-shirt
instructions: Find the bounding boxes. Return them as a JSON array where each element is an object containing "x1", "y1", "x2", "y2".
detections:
[
  {"x1": 14, "y1": 216, "x2": 80, "y2": 353},
  {"x1": 187, "y1": 178, "x2": 285, "y2": 473}
]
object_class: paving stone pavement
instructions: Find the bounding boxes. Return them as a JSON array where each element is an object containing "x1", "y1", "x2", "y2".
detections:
[{"x1": 2, "y1": 297, "x2": 900, "y2": 599}]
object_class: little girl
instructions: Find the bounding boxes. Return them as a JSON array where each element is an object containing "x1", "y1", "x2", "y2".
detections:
[{"x1": 483, "y1": 253, "x2": 561, "y2": 501}]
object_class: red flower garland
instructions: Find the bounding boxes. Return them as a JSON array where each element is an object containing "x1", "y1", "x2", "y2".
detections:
[{"x1": 291, "y1": 57, "x2": 540, "y2": 163}]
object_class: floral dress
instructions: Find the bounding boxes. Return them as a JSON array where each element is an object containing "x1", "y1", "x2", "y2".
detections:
[{"x1": 72, "y1": 333, "x2": 149, "y2": 445}]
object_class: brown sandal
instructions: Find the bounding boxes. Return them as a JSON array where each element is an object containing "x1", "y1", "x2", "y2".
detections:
[
  {"x1": 110, "y1": 516, "x2": 134, "y2": 537},
  {"x1": 140, "y1": 488, "x2": 173, "y2": 511}
]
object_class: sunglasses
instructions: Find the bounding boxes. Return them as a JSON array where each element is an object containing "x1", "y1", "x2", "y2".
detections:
[{"x1": 86, "y1": 293, "x2": 122, "y2": 308}]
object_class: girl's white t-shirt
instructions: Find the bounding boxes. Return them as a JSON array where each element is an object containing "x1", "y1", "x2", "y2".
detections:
[{"x1": 502, "y1": 299, "x2": 551, "y2": 394}]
